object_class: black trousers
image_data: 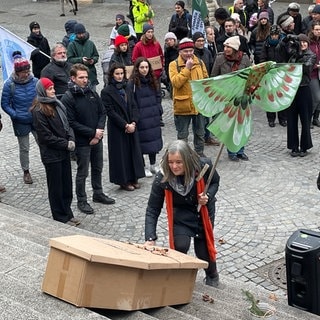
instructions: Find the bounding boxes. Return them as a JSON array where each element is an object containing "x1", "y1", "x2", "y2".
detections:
[
  {"x1": 174, "y1": 234, "x2": 218, "y2": 278},
  {"x1": 44, "y1": 157, "x2": 73, "y2": 223}
]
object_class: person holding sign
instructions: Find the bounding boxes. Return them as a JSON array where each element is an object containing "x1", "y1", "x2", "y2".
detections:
[{"x1": 132, "y1": 23, "x2": 164, "y2": 80}]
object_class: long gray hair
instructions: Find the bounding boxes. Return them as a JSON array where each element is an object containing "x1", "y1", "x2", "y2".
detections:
[{"x1": 161, "y1": 140, "x2": 201, "y2": 186}]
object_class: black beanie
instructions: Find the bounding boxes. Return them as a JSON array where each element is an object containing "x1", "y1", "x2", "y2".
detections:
[
  {"x1": 192, "y1": 32, "x2": 204, "y2": 42},
  {"x1": 29, "y1": 21, "x2": 40, "y2": 31}
]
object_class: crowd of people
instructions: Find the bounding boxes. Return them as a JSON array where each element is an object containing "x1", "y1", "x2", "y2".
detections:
[{"x1": 1, "y1": 0, "x2": 320, "y2": 286}]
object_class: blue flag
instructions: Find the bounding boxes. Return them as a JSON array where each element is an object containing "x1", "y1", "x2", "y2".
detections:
[{"x1": 0, "y1": 26, "x2": 35, "y2": 81}]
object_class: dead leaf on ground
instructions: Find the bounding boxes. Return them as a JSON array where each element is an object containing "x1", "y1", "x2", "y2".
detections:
[
  {"x1": 202, "y1": 294, "x2": 214, "y2": 303},
  {"x1": 269, "y1": 293, "x2": 278, "y2": 301},
  {"x1": 218, "y1": 237, "x2": 226, "y2": 245}
]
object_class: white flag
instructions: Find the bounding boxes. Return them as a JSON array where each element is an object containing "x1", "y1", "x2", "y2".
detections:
[{"x1": 0, "y1": 26, "x2": 36, "y2": 81}]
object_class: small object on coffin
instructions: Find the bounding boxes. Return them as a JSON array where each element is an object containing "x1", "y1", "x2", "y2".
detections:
[{"x1": 42, "y1": 235, "x2": 208, "y2": 310}]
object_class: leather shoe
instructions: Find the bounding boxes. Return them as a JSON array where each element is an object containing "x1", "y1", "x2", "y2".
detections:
[
  {"x1": 290, "y1": 149, "x2": 300, "y2": 157},
  {"x1": 237, "y1": 153, "x2": 249, "y2": 161},
  {"x1": 205, "y1": 137, "x2": 220, "y2": 146},
  {"x1": 279, "y1": 121, "x2": 287, "y2": 127},
  {"x1": 93, "y1": 194, "x2": 115, "y2": 204},
  {"x1": 66, "y1": 217, "x2": 81, "y2": 226},
  {"x1": 121, "y1": 184, "x2": 135, "y2": 191},
  {"x1": 77, "y1": 201, "x2": 94, "y2": 214},
  {"x1": 131, "y1": 182, "x2": 141, "y2": 189}
]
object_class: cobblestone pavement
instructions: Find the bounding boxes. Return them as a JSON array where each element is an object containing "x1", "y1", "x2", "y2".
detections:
[{"x1": 0, "y1": 0, "x2": 318, "y2": 292}]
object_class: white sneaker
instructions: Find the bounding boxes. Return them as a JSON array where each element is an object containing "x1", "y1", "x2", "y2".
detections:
[
  {"x1": 145, "y1": 167, "x2": 153, "y2": 177},
  {"x1": 150, "y1": 164, "x2": 159, "y2": 174}
]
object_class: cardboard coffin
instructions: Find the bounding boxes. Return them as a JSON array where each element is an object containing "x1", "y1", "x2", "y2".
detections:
[{"x1": 42, "y1": 235, "x2": 208, "y2": 310}]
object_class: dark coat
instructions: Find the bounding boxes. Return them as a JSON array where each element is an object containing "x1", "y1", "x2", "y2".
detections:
[
  {"x1": 27, "y1": 33, "x2": 50, "y2": 79},
  {"x1": 145, "y1": 159, "x2": 220, "y2": 241},
  {"x1": 129, "y1": 77, "x2": 163, "y2": 155},
  {"x1": 109, "y1": 51, "x2": 132, "y2": 67},
  {"x1": 61, "y1": 88, "x2": 106, "y2": 147},
  {"x1": 194, "y1": 47, "x2": 214, "y2": 74},
  {"x1": 67, "y1": 35, "x2": 100, "y2": 85},
  {"x1": 101, "y1": 82, "x2": 145, "y2": 185},
  {"x1": 168, "y1": 10, "x2": 192, "y2": 40},
  {"x1": 164, "y1": 45, "x2": 179, "y2": 79},
  {"x1": 32, "y1": 102, "x2": 74, "y2": 164},
  {"x1": 259, "y1": 35, "x2": 286, "y2": 63},
  {"x1": 41, "y1": 60, "x2": 73, "y2": 99}
]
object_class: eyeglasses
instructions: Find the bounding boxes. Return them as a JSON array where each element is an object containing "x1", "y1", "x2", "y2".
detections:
[{"x1": 196, "y1": 39, "x2": 205, "y2": 42}]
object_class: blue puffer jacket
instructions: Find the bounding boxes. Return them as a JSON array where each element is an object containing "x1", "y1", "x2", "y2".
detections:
[
  {"x1": 129, "y1": 76, "x2": 163, "y2": 155},
  {"x1": 1, "y1": 75, "x2": 38, "y2": 136}
]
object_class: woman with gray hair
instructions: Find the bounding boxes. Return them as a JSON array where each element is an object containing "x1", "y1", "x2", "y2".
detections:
[{"x1": 145, "y1": 140, "x2": 220, "y2": 287}]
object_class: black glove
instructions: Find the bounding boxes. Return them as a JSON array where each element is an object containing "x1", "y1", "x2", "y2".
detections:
[{"x1": 317, "y1": 172, "x2": 320, "y2": 191}]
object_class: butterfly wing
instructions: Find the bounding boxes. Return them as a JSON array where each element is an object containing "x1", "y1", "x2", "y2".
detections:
[
  {"x1": 190, "y1": 68, "x2": 250, "y2": 117},
  {"x1": 252, "y1": 63, "x2": 302, "y2": 112}
]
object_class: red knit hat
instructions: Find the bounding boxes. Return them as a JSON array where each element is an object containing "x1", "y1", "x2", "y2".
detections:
[
  {"x1": 115, "y1": 35, "x2": 128, "y2": 47},
  {"x1": 179, "y1": 37, "x2": 194, "y2": 50},
  {"x1": 39, "y1": 77, "x2": 54, "y2": 90},
  {"x1": 14, "y1": 58, "x2": 30, "y2": 72}
]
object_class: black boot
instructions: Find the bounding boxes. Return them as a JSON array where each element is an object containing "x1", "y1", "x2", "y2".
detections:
[
  {"x1": 312, "y1": 110, "x2": 320, "y2": 127},
  {"x1": 204, "y1": 261, "x2": 219, "y2": 287}
]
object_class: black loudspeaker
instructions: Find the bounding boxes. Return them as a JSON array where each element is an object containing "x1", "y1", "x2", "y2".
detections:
[{"x1": 286, "y1": 229, "x2": 320, "y2": 316}]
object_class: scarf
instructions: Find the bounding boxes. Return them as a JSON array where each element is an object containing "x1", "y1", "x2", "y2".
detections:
[
  {"x1": 111, "y1": 78, "x2": 127, "y2": 102},
  {"x1": 67, "y1": 80, "x2": 92, "y2": 95},
  {"x1": 36, "y1": 82, "x2": 70, "y2": 133},
  {"x1": 225, "y1": 50, "x2": 244, "y2": 72},
  {"x1": 164, "y1": 177, "x2": 217, "y2": 261}
]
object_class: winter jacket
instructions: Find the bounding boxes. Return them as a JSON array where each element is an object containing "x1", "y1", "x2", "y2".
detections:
[
  {"x1": 129, "y1": 77, "x2": 163, "y2": 154},
  {"x1": 309, "y1": 40, "x2": 320, "y2": 80},
  {"x1": 145, "y1": 159, "x2": 220, "y2": 241},
  {"x1": 169, "y1": 54, "x2": 208, "y2": 116},
  {"x1": 1, "y1": 74, "x2": 38, "y2": 136},
  {"x1": 249, "y1": 27, "x2": 268, "y2": 64},
  {"x1": 259, "y1": 35, "x2": 286, "y2": 63},
  {"x1": 41, "y1": 60, "x2": 73, "y2": 98},
  {"x1": 164, "y1": 45, "x2": 179, "y2": 79},
  {"x1": 211, "y1": 52, "x2": 251, "y2": 77},
  {"x1": 32, "y1": 102, "x2": 74, "y2": 164},
  {"x1": 109, "y1": 51, "x2": 132, "y2": 68},
  {"x1": 132, "y1": 39, "x2": 164, "y2": 79},
  {"x1": 289, "y1": 49, "x2": 316, "y2": 87},
  {"x1": 194, "y1": 47, "x2": 213, "y2": 74},
  {"x1": 62, "y1": 20, "x2": 77, "y2": 48},
  {"x1": 132, "y1": 0, "x2": 154, "y2": 34},
  {"x1": 168, "y1": 10, "x2": 192, "y2": 40},
  {"x1": 67, "y1": 34, "x2": 100, "y2": 85},
  {"x1": 61, "y1": 86, "x2": 106, "y2": 147},
  {"x1": 27, "y1": 32, "x2": 50, "y2": 78}
]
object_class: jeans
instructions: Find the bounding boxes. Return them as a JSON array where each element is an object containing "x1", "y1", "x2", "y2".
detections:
[
  {"x1": 174, "y1": 114, "x2": 205, "y2": 154},
  {"x1": 17, "y1": 131, "x2": 37, "y2": 171},
  {"x1": 75, "y1": 142, "x2": 103, "y2": 202},
  {"x1": 227, "y1": 146, "x2": 244, "y2": 157}
]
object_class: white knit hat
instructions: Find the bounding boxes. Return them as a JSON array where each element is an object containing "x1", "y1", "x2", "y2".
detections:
[
  {"x1": 223, "y1": 36, "x2": 240, "y2": 51},
  {"x1": 164, "y1": 32, "x2": 177, "y2": 41}
]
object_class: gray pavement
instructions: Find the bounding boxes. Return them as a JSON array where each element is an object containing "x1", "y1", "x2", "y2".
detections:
[{"x1": 0, "y1": 0, "x2": 318, "y2": 305}]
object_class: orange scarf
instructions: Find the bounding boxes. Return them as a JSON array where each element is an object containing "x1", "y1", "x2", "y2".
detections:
[{"x1": 164, "y1": 177, "x2": 217, "y2": 261}]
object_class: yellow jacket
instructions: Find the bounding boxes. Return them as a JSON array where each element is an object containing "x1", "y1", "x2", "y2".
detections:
[
  {"x1": 169, "y1": 54, "x2": 208, "y2": 115},
  {"x1": 132, "y1": 0, "x2": 155, "y2": 34}
]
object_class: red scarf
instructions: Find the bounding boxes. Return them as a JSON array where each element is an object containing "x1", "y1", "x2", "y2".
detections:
[
  {"x1": 164, "y1": 177, "x2": 217, "y2": 261},
  {"x1": 225, "y1": 50, "x2": 244, "y2": 72}
]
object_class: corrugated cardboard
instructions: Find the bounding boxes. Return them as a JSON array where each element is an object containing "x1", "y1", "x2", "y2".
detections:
[{"x1": 42, "y1": 235, "x2": 208, "y2": 310}]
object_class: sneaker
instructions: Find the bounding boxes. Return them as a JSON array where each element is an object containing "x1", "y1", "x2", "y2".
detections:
[
  {"x1": 228, "y1": 155, "x2": 239, "y2": 162},
  {"x1": 77, "y1": 201, "x2": 94, "y2": 214},
  {"x1": 23, "y1": 171, "x2": 33, "y2": 184},
  {"x1": 93, "y1": 194, "x2": 115, "y2": 205},
  {"x1": 149, "y1": 164, "x2": 159, "y2": 174},
  {"x1": 204, "y1": 273, "x2": 219, "y2": 287},
  {"x1": 299, "y1": 150, "x2": 307, "y2": 157},
  {"x1": 237, "y1": 153, "x2": 249, "y2": 161},
  {"x1": 145, "y1": 167, "x2": 153, "y2": 177},
  {"x1": 268, "y1": 121, "x2": 275, "y2": 128}
]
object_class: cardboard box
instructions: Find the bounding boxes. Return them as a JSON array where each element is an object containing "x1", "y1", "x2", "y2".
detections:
[{"x1": 42, "y1": 235, "x2": 208, "y2": 310}]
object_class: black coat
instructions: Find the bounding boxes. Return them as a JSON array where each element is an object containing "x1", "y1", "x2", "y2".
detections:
[
  {"x1": 27, "y1": 33, "x2": 50, "y2": 78},
  {"x1": 168, "y1": 10, "x2": 192, "y2": 40},
  {"x1": 129, "y1": 77, "x2": 163, "y2": 155},
  {"x1": 41, "y1": 60, "x2": 73, "y2": 99},
  {"x1": 32, "y1": 102, "x2": 74, "y2": 164},
  {"x1": 61, "y1": 88, "x2": 106, "y2": 147},
  {"x1": 145, "y1": 159, "x2": 220, "y2": 241},
  {"x1": 101, "y1": 82, "x2": 145, "y2": 185}
]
